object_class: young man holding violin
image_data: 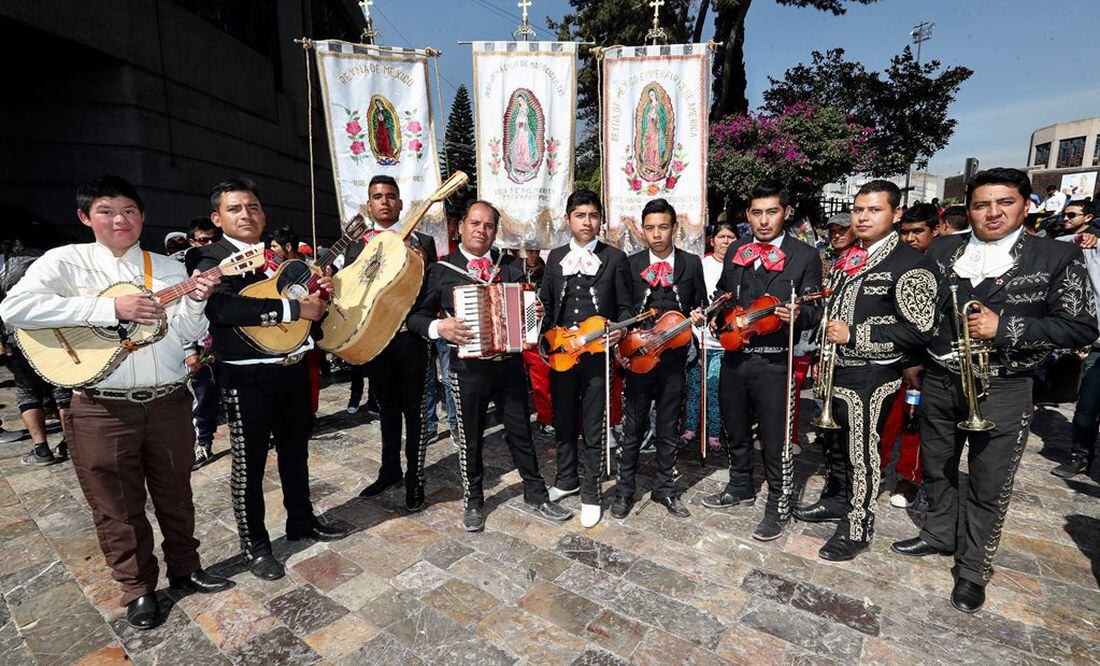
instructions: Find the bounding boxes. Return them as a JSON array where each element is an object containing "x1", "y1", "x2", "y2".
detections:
[
  {"x1": 539, "y1": 189, "x2": 633, "y2": 528},
  {"x1": 702, "y1": 181, "x2": 823, "y2": 542},
  {"x1": 611, "y1": 199, "x2": 707, "y2": 520}
]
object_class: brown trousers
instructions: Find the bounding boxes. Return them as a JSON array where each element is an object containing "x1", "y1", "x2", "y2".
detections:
[{"x1": 65, "y1": 389, "x2": 201, "y2": 605}]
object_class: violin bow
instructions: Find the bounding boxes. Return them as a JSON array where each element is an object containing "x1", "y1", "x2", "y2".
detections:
[
  {"x1": 782, "y1": 282, "x2": 797, "y2": 516},
  {"x1": 605, "y1": 320, "x2": 613, "y2": 478}
]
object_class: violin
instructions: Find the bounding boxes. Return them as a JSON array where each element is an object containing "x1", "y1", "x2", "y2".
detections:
[
  {"x1": 540, "y1": 309, "x2": 658, "y2": 372},
  {"x1": 717, "y1": 288, "x2": 833, "y2": 352},
  {"x1": 616, "y1": 294, "x2": 731, "y2": 374}
]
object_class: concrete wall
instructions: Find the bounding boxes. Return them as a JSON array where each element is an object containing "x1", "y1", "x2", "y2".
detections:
[{"x1": 1029, "y1": 117, "x2": 1100, "y2": 171}]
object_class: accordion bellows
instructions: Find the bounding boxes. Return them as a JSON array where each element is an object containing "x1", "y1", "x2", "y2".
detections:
[{"x1": 453, "y1": 283, "x2": 539, "y2": 358}]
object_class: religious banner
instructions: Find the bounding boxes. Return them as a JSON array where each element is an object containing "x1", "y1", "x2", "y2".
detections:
[
  {"x1": 314, "y1": 40, "x2": 446, "y2": 249},
  {"x1": 473, "y1": 41, "x2": 577, "y2": 249},
  {"x1": 601, "y1": 44, "x2": 709, "y2": 255}
]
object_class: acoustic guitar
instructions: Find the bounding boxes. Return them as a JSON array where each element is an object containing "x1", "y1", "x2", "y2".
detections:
[
  {"x1": 14, "y1": 247, "x2": 264, "y2": 388},
  {"x1": 320, "y1": 171, "x2": 469, "y2": 364},
  {"x1": 539, "y1": 309, "x2": 659, "y2": 372},
  {"x1": 237, "y1": 215, "x2": 368, "y2": 355}
]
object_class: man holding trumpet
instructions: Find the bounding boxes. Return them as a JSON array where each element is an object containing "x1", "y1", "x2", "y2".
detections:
[{"x1": 892, "y1": 168, "x2": 1099, "y2": 613}]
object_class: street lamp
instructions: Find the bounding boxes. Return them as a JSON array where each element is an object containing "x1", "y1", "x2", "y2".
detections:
[{"x1": 904, "y1": 21, "x2": 935, "y2": 206}]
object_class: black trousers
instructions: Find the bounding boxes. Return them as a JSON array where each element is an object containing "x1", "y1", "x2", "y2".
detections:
[
  {"x1": 549, "y1": 353, "x2": 608, "y2": 504},
  {"x1": 830, "y1": 363, "x2": 902, "y2": 542},
  {"x1": 219, "y1": 361, "x2": 315, "y2": 556},
  {"x1": 449, "y1": 354, "x2": 549, "y2": 507},
  {"x1": 811, "y1": 430, "x2": 850, "y2": 512},
  {"x1": 1071, "y1": 349, "x2": 1100, "y2": 466},
  {"x1": 364, "y1": 331, "x2": 430, "y2": 490},
  {"x1": 719, "y1": 352, "x2": 794, "y2": 517},
  {"x1": 919, "y1": 367, "x2": 1033, "y2": 586},
  {"x1": 615, "y1": 351, "x2": 686, "y2": 502}
]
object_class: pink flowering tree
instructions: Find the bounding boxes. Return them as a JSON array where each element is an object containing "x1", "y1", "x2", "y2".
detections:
[{"x1": 708, "y1": 104, "x2": 874, "y2": 203}]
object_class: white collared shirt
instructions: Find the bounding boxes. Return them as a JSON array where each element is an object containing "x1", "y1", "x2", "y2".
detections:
[
  {"x1": 428, "y1": 245, "x2": 492, "y2": 340},
  {"x1": 753, "y1": 233, "x2": 785, "y2": 270},
  {"x1": 862, "y1": 231, "x2": 895, "y2": 257},
  {"x1": 648, "y1": 249, "x2": 675, "y2": 272},
  {"x1": 570, "y1": 238, "x2": 598, "y2": 253},
  {"x1": 955, "y1": 227, "x2": 1022, "y2": 286},
  {"x1": 0, "y1": 242, "x2": 208, "y2": 389}
]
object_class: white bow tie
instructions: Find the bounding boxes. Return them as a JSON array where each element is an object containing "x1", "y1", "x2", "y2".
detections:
[
  {"x1": 953, "y1": 242, "x2": 1015, "y2": 285},
  {"x1": 561, "y1": 247, "x2": 601, "y2": 276}
]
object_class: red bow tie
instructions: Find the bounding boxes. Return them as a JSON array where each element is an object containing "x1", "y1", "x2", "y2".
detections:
[
  {"x1": 732, "y1": 242, "x2": 786, "y2": 272},
  {"x1": 362, "y1": 228, "x2": 395, "y2": 243},
  {"x1": 467, "y1": 256, "x2": 494, "y2": 282},
  {"x1": 262, "y1": 249, "x2": 283, "y2": 274},
  {"x1": 641, "y1": 261, "x2": 673, "y2": 288},
  {"x1": 835, "y1": 246, "x2": 869, "y2": 277}
]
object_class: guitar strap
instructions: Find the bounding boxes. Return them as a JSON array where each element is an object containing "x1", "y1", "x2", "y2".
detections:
[{"x1": 142, "y1": 251, "x2": 153, "y2": 291}]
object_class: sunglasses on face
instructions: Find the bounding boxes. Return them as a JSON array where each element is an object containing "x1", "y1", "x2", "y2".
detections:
[
  {"x1": 1064, "y1": 213, "x2": 1082, "y2": 220},
  {"x1": 191, "y1": 236, "x2": 216, "y2": 244}
]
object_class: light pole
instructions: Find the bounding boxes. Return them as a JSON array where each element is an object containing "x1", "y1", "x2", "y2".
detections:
[{"x1": 903, "y1": 20, "x2": 935, "y2": 206}]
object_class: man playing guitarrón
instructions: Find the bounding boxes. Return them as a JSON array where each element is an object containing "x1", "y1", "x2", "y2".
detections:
[
  {"x1": 407, "y1": 200, "x2": 573, "y2": 531},
  {"x1": 0, "y1": 175, "x2": 232, "y2": 630},
  {"x1": 189, "y1": 177, "x2": 348, "y2": 582}
]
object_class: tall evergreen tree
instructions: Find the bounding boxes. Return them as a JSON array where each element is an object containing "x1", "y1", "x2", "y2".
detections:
[{"x1": 444, "y1": 85, "x2": 477, "y2": 191}]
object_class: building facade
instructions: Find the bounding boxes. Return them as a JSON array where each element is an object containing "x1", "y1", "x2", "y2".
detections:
[{"x1": 1027, "y1": 117, "x2": 1100, "y2": 198}]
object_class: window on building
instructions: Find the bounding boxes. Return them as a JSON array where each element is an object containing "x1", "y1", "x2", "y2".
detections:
[
  {"x1": 1057, "y1": 136, "x2": 1086, "y2": 168},
  {"x1": 1033, "y1": 142, "x2": 1050, "y2": 168},
  {"x1": 1093, "y1": 136, "x2": 1100, "y2": 166}
]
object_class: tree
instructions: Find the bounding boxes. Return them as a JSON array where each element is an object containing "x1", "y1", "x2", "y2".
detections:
[
  {"x1": 549, "y1": 0, "x2": 694, "y2": 182},
  {"x1": 444, "y1": 85, "x2": 477, "y2": 190},
  {"x1": 709, "y1": 103, "x2": 875, "y2": 203},
  {"x1": 711, "y1": 0, "x2": 879, "y2": 119},
  {"x1": 762, "y1": 47, "x2": 973, "y2": 176}
]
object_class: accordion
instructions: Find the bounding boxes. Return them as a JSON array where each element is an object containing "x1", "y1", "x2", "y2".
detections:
[{"x1": 453, "y1": 283, "x2": 539, "y2": 358}]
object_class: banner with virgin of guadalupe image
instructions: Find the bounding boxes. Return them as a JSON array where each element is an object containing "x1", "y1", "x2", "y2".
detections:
[
  {"x1": 314, "y1": 40, "x2": 446, "y2": 250},
  {"x1": 473, "y1": 41, "x2": 577, "y2": 249},
  {"x1": 601, "y1": 44, "x2": 709, "y2": 255}
]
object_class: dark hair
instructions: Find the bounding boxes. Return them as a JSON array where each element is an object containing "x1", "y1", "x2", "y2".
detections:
[
  {"x1": 641, "y1": 198, "x2": 678, "y2": 224},
  {"x1": 210, "y1": 177, "x2": 260, "y2": 211},
  {"x1": 749, "y1": 180, "x2": 790, "y2": 208},
  {"x1": 899, "y1": 202, "x2": 939, "y2": 231},
  {"x1": 77, "y1": 175, "x2": 144, "y2": 216},
  {"x1": 271, "y1": 225, "x2": 299, "y2": 249},
  {"x1": 369, "y1": 175, "x2": 400, "y2": 193},
  {"x1": 941, "y1": 205, "x2": 969, "y2": 231},
  {"x1": 1067, "y1": 199, "x2": 1096, "y2": 217},
  {"x1": 1046, "y1": 184, "x2": 1058, "y2": 192},
  {"x1": 966, "y1": 168, "x2": 1032, "y2": 205},
  {"x1": 188, "y1": 216, "x2": 218, "y2": 239},
  {"x1": 566, "y1": 189, "x2": 603, "y2": 216},
  {"x1": 463, "y1": 199, "x2": 501, "y2": 224},
  {"x1": 855, "y1": 179, "x2": 902, "y2": 209}
]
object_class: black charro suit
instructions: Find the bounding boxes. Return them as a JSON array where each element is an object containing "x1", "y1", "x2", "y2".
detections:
[
  {"x1": 188, "y1": 237, "x2": 319, "y2": 558},
  {"x1": 613, "y1": 248, "x2": 707, "y2": 505},
  {"x1": 918, "y1": 230, "x2": 1098, "y2": 586},
  {"x1": 538, "y1": 241, "x2": 634, "y2": 504},
  {"x1": 341, "y1": 229, "x2": 437, "y2": 505},
  {"x1": 407, "y1": 248, "x2": 551, "y2": 511},
  {"x1": 713, "y1": 234, "x2": 823, "y2": 520}
]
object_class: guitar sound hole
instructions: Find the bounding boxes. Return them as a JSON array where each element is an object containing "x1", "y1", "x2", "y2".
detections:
[{"x1": 92, "y1": 323, "x2": 137, "y2": 342}]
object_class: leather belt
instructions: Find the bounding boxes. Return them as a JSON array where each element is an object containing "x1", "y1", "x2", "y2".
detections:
[{"x1": 84, "y1": 382, "x2": 184, "y2": 404}]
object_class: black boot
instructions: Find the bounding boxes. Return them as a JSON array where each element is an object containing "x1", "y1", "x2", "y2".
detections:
[
  {"x1": 169, "y1": 568, "x2": 233, "y2": 593},
  {"x1": 359, "y1": 470, "x2": 403, "y2": 498},
  {"x1": 818, "y1": 527, "x2": 870, "y2": 561},
  {"x1": 951, "y1": 578, "x2": 985, "y2": 613},
  {"x1": 126, "y1": 593, "x2": 161, "y2": 630}
]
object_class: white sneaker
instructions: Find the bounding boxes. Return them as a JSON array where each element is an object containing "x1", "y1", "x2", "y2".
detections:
[
  {"x1": 548, "y1": 486, "x2": 579, "y2": 502},
  {"x1": 580, "y1": 503, "x2": 602, "y2": 528},
  {"x1": 346, "y1": 405, "x2": 359, "y2": 414}
]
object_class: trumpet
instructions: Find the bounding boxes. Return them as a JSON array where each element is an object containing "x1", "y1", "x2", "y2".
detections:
[
  {"x1": 811, "y1": 300, "x2": 842, "y2": 430},
  {"x1": 950, "y1": 285, "x2": 995, "y2": 432}
]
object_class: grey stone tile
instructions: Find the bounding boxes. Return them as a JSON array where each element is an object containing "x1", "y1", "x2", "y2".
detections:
[
  {"x1": 265, "y1": 584, "x2": 350, "y2": 636},
  {"x1": 231, "y1": 626, "x2": 322, "y2": 665},
  {"x1": 739, "y1": 597, "x2": 863, "y2": 662},
  {"x1": 612, "y1": 586, "x2": 727, "y2": 650}
]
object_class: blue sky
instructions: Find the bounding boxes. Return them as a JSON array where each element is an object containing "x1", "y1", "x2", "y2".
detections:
[{"x1": 368, "y1": 0, "x2": 1100, "y2": 176}]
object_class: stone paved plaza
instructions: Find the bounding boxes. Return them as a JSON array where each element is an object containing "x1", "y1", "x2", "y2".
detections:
[{"x1": 0, "y1": 366, "x2": 1097, "y2": 665}]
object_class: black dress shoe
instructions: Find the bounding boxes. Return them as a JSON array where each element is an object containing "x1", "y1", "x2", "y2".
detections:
[
  {"x1": 463, "y1": 505, "x2": 485, "y2": 532},
  {"x1": 818, "y1": 530, "x2": 870, "y2": 561},
  {"x1": 248, "y1": 554, "x2": 285, "y2": 581},
  {"x1": 700, "y1": 491, "x2": 755, "y2": 509},
  {"x1": 527, "y1": 500, "x2": 573, "y2": 522},
  {"x1": 654, "y1": 495, "x2": 691, "y2": 518},
  {"x1": 609, "y1": 495, "x2": 634, "y2": 519},
  {"x1": 126, "y1": 593, "x2": 160, "y2": 630},
  {"x1": 793, "y1": 500, "x2": 846, "y2": 523},
  {"x1": 1051, "y1": 453, "x2": 1089, "y2": 479},
  {"x1": 287, "y1": 522, "x2": 350, "y2": 542},
  {"x1": 891, "y1": 537, "x2": 950, "y2": 557},
  {"x1": 752, "y1": 513, "x2": 788, "y2": 542},
  {"x1": 359, "y1": 471, "x2": 403, "y2": 498},
  {"x1": 169, "y1": 569, "x2": 233, "y2": 593},
  {"x1": 951, "y1": 578, "x2": 985, "y2": 613},
  {"x1": 405, "y1": 483, "x2": 426, "y2": 512}
]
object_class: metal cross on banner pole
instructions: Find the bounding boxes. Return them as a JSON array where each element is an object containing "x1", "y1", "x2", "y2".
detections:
[
  {"x1": 514, "y1": 0, "x2": 536, "y2": 41},
  {"x1": 645, "y1": 0, "x2": 668, "y2": 45},
  {"x1": 359, "y1": 0, "x2": 380, "y2": 44}
]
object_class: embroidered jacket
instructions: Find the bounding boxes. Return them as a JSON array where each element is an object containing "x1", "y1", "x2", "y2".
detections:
[
  {"x1": 406, "y1": 247, "x2": 525, "y2": 340},
  {"x1": 829, "y1": 233, "x2": 940, "y2": 367},
  {"x1": 539, "y1": 241, "x2": 633, "y2": 329},
  {"x1": 626, "y1": 248, "x2": 707, "y2": 317},
  {"x1": 927, "y1": 231, "x2": 1099, "y2": 374}
]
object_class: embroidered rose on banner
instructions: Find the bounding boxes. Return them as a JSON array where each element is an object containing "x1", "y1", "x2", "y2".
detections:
[
  {"x1": 488, "y1": 137, "x2": 503, "y2": 176},
  {"x1": 545, "y1": 137, "x2": 560, "y2": 176},
  {"x1": 343, "y1": 107, "x2": 368, "y2": 165},
  {"x1": 402, "y1": 110, "x2": 425, "y2": 161},
  {"x1": 622, "y1": 142, "x2": 686, "y2": 196}
]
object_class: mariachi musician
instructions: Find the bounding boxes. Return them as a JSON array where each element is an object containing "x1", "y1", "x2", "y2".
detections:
[
  {"x1": 540, "y1": 189, "x2": 633, "y2": 528},
  {"x1": 407, "y1": 200, "x2": 573, "y2": 531},
  {"x1": 188, "y1": 177, "x2": 348, "y2": 582},
  {"x1": 892, "y1": 168, "x2": 1098, "y2": 613},
  {"x1": 612, "y1": 198, "x2": 707, "y2": 520},
  {"x1": 702, "y1": 181, "x2": 823, "y2": 541},
  {"x1": 797, "y1": 180, "x2": 940, "y2": 562},
  {"x1": 344, "y1": 175, "x2": 438, "y2": 512}
]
